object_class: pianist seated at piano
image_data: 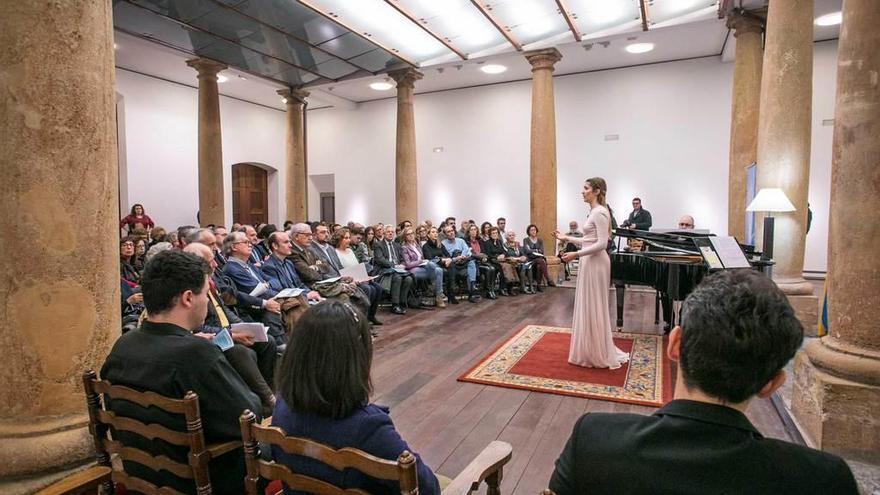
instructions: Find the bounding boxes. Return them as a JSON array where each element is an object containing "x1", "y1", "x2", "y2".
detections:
[{"x1": 677, "y1": 215, "x2": 695, "y2": 230}]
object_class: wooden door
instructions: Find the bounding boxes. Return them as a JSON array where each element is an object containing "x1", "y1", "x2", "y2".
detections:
[{"x1": 232, "y1": 164, "x2": 268, "y2": 225}]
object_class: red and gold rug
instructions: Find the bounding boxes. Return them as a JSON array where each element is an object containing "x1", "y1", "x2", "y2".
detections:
[{"x1": 458, "y1": 325, "x2": 673, "y2": 407}]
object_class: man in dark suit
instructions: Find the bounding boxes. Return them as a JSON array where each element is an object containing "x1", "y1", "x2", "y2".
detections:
[
  {"x1": 261, "y1": 231, "x2": 321, "y2": 302},
  {"x1": 620, "y1": 197, "x2": 652, "y2": 230},
  {"x1": 100, "y1": 250, "x2": 261, "y2": 494},
  {"x1": 373, "y1": 225, "x2": 415, "y2": 315},
  {"x1": 549, "y1": 269, "x2": 858, "y2": 495}
]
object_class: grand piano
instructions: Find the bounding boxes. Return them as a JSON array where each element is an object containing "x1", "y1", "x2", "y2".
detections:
[{"x1": 610, "y1": 229, "x2": 772, "y2": 331}]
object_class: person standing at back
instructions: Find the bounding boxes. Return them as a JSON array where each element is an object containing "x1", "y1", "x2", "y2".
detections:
[
  {"x1": 549, "y1": 269, "x2": 858, "y2": 495},
  {"x1": 620, "y1": 197, "x2": 652, "y2": 231}
]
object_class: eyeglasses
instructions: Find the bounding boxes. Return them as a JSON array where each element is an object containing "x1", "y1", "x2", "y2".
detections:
[
  {"x1": 232, "y1": 241, "x2": 250, "y2": 246},
  {"x1": 678, "y1": 223, "x2": 693, "y2": 228}
]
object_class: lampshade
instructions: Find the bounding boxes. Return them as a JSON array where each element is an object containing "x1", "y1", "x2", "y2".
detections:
[{"x1": 746, "y1": 188, "x2": 796, "y2": 212}]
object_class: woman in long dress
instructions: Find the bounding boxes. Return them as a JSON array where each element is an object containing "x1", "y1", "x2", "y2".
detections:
[{"x1": 554, "y1": 177, "x2": 629, "y2": 369}]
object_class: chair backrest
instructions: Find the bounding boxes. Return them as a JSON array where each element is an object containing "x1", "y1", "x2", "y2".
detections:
[
  {"x1": 82, "y1": 369, "x2": 212, "y2": 495},
  {"x1": 239, "y1": 410, "x2": 419, "y2": 495}
]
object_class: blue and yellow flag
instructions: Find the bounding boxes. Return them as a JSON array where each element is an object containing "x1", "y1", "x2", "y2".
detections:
[{"x1": 817, "y1": 278, "x2": 829, "y2": 337}]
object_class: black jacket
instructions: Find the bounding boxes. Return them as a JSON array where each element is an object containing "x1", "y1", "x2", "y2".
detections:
[{"x1": 549, "y1": 399, "x2": 858, "y2": 495}]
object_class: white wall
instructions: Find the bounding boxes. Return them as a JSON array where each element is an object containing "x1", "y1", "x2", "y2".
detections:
[
  {"x1": 114, "y1": 69, "x2": 287, "y2": 230},
  {"x1": 307, "y1": 42, "x2": 838, "y2": 272}
]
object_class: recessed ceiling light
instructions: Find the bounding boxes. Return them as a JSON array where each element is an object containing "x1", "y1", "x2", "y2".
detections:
[
  {"x1": 113, "y1": 42, "x2": 118, "y2": 50},
  {"x1": 625, "y1": 42, "x2": 654, "y2": 54},
  {"x1": 369, "y1": 81, "x2": 394, "y2": 91},
  {"x1": 815, "y1": 12, "x2": 842, "y2": 26},
  {"x1": 481, "y1": 64, "x2": 507, "y2": 74},
  {"x1": 281, "y1": 98, "x2": 288, "y2": 104},
  {"x1": 217, "y1": 75, "x2": 228, "y2": 83}
]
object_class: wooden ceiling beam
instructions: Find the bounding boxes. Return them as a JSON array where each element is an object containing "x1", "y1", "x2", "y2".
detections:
[
  {"x1": 555, "y1": 0, "x2": 582, "y2": 42},
  {"x1": 638, "y1": 0, "x2": 650, "y2": 31},
  {"x1": 384, "y1": 0, "x2": 467, "y2": 60},
  {"x1": 296, "y1": 0, "x2": 418, "y2": 68},
  {"x1": 469, "y1": 1, "x2": 523, "y2": 52}
]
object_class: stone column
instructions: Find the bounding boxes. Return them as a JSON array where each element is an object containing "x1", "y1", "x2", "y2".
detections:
[
  {"x1": 186, "y1": 58, "x2": 227, "y2": 227},
  {"x1": 278, "y1": 88, "x2": 309, "y2": 223},
  {"x1": 0, "y1": 1, "x2": 120, "y2": 492},
  {"x1": 726, "y1": 11, "x2": 763, "y2": 241},
  {"x1": 755, "y1": 0, "x2": 814, "y2": 293},
  {"x1": 525, "y1": 48, "x2": 563, "y2": 252},
  {"x1": 389, "y1": 68, "x2": 423, "y2": 225},
  {"x1": 792, "y1": 0, "x2": 880, "y2": 464}
]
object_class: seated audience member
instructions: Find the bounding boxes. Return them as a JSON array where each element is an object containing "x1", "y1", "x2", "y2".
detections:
[
  {"x1": 145, "y1": 241, "x2": 172, "y2": 263},
  {"x1": 620, "y1": 197, "x2": 653, "y2": 230},
  {"x1": 350, "y1": 226, "x2": 372, "y2": 267},
  {"x1": 149, "y1": 226, "x2": 167, "y2": 247},
  {"x1": 549, "y1": 270, "x2": 858, "y2": 495},
  {"x1": 272, "y1": 301, "x2": 440, "y2": 495},
  {"x1": 484, "y1": 227, "x2": 518, "y2": 296},
  {"x1": 440, "y1": 225, "x2": 480, "y2": 303},
  {"x1": 167, "y1": 231, "x2": 180, "y2": 250},
  {"x1": 120, "y1": 278, "x2": 144, "y2": 330},
  {"x1": 416, "y1": 225, "x2": 429, "y2": 245},
  {"x1": 133, "y1": 238, "x2": 147, "y2": 272},
  {"x1": 373, "y1": 225, "x2": 416, "y2": 314},
  {"x1": 400, "y1": 227, "x2": 446, "y2": 307},
  {"x1": 328, "y1": 228, "x2": 383, "y2": 325},
  {"x1": 523, "y1": 224, "x2": 554, "y2": 290},
  {"x1": 120, "y1": 203, "x2": 155, "y2": 234},
  {"x1": 678, "y1": 215, "x2": 695, "y2": 230},
  {"x1": 239, "y1": 225, "x2": 265, "y2": 266},
  {"x1": 464, "y1": 224, "x2": 498, "y2": 299},
  {"x1": 184, "y1": 243, "x2": 277, "y2": 414},
  {"x1": 559, "y1": 221, "x2": 584, "y2": 281},
  {"x1": 120, "y1": 237, "x2": 140, "y2": 285},
  {"x1": 261, "y1": 231, "x2": 321, "y2": 303},
  {"x1": 212, "y1": 226, "x2": 228, "y2": 268},
  {"x1": 254, "y1": 224, "x2": 277, "y2": 260},
  {"x1": 221, "y1": 231, "x2": 285, "y2": 345},
  {"x1": 231, "y1": 222, "x2": 242, "y2": 232},
  {"x1": 422, "y1": 227, "x2": 456, "y2": 303},
  {"x1": 480, "y1": 222, "x2": 493, "y2": 242},
  {"x1": 283, "y1": 220, "x2": 293, "y2": 231},
  {"x1": 100, "y1": 250, "x2": 261, "y2": 494},
  {"x1": 360, "y1": 226, "x2": 377, "y2": 263},
  {"x1": 503, "y1": 230, "x2": 535, "y2": 294},
  {"x1": 176, "y1": 225, "x2": 198, "y2": 249}
]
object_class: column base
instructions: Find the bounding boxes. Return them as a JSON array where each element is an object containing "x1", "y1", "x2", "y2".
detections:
[
  {"x1": 0, "y1": 416, "x2": 92, "y2": 478},
  {"x1": 0, "y1": 460, "x2": 95, "y2": 495},
  {"x1": 792, "y1": 340, "x2": 880, "y2": 464}
]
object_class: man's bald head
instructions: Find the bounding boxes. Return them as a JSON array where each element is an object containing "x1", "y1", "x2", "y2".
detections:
[
  {"x1": 678, "y1": 215, "x2": 695, "y2": 230},
  {"x1": 183, "y1": 242, "x2": 217, "y2": 273}
]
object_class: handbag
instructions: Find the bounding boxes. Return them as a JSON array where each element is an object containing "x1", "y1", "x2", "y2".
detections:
[{"x1": 279, "y1": 295, "x2": 308, "y2": 337}]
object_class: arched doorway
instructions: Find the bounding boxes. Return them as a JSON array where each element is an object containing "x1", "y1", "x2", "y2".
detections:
[{"x1": 232, "y1": 163, "x2": 268, "y2": 225}]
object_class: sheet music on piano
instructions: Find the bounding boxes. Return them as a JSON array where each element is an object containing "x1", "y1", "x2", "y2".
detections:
[{"x1": 694, "y1": 236, "x2": 752, "y2": 269}]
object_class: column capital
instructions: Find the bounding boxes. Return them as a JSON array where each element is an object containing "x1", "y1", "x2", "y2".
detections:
[
  {"x1": 185, "y1": 57, "x2": 228, "y2": 77},
  {"x1": 726, "y1": 10, "x2": 763, "y2": 37},
  {"x1": 524, "y1": 48, "x2": 563, "y2": 72},
  {"x1": 388, "y1": 68, "x2": 424, "y2": 89},
  {"x1": 277, "y1": 88, "x2": 310, "y2": 105}
]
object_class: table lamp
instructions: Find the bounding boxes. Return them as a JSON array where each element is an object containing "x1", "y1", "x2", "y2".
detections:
[{"x1": 746, "y1": 188, "x2": 796, "y2": 261}]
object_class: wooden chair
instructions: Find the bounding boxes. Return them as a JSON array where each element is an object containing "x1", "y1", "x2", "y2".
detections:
[
  {"x1": 37, "y1": 370, "x2": 241, "y2": 495},
  {"x1": 240, "y1": 410, "x2": 513, "y2": 495}
]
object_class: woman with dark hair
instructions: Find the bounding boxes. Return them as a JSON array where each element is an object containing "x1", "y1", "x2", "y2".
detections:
[
  {"x1": 480, "y1": 222, "x2": 492, "y2": 242},
  {"x1": 119, "y1": 237, "x2": 140, "y2": 285},
  {"x1": 483, "y1": 227, "x2": 516, "y2": 296},
  {"x1": 465, "y1": 225, "x2": 498, "y2": 299},
  {"x1": 148, "y1": 226, "x2": 167, "y2": 247},
  {"x1": 272, "y1": 301, "x2": 440, "y2": 495},
  {"x1": 119, "y1": 203, "x2": 155, "y2": 234},
  {"x1": 362, "y1": 226, "x2": 377, "y2": 262},
  {"x1": 523, "y1": 224, "x2": 554, "y2": 291},
  {"x1": 331, "y1": 229, "x2": 383, "y2": 326},
  {"x1": 553, "y1": 177, "x2": 628, "y2": 369},
  {"x1": 421, "y1": 227, "x2": 455, "y2": 303}
]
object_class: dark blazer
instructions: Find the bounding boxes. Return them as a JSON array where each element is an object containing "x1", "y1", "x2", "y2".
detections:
[
  {"x1": 288, "y1": 243, "x2": 327, "y2": 286},
  {"x1": 222, "y1": 258, "x2": 278, "y2": 299},
  {"x1": 100, "y1": 321, "x2": 261, "y2": 494},
  {"x1": 373, "y1": 239, "x2": 404, "y2": 270},
  {"x1": 262, "y1": 255, "x2": 309, "y2": 292},
  {"x1": 271, "y1": 399, "x2": 439, "y2": 495},
  {"x1": 482, "y1": 238, "x2": 507, "y2": 262},
  {"x1": 212, "y1": 272, "x2": 264, "y2": 313},
  {"x1": 620, "y1": 208, "x2": 652, "y2": 230},
  {"x1": 309, "y1": 241, "x2": 343, "y2": 275},
  {"x1": 549, "y1": 399, "x2": 858, "y2": 495},
  {"x1": 421, "y1": 240, "x2": 451, "y2": 262}
]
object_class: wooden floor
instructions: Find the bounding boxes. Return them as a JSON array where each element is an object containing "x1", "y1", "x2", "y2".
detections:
[{"x1": 370, "y1": 285, "x2": 795, "y2": 495}]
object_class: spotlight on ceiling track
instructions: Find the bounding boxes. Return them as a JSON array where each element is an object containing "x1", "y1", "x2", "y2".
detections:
[
  {"x1": 625, "y1": 42, "x2": 654, "y2": 54},
  {"x1": 815, "y1": 12, "x2": 842, "y2": 26},
  {"x1": 369, "y1": 80, "x2": 394, "y2": 91},
  {"x1": 480, "y1": 64, "x2": 507, "y2": 74}
]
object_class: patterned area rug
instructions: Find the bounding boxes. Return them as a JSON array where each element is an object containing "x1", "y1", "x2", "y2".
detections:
[{"x1": 459, "y1": 325, "x2": 673, "y2": 407}]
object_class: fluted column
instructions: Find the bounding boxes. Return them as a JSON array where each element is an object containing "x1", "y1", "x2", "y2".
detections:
[
  {"x1": 526, "y1": 48, "x2": 562, "y2": 252},
  {"x1": 278, "y1": 88, "x2": 309, "y2": 223},
  {"x1": 755, "y1": 0, "x2": 814, "y2": 295},
  {"x1": 186, "y1": 57, "x2": 227, "y2": 227},
  {"x1": 792, "y1": 0, "x2": 880, "y2": 464},
  {"x1": 389, "y1": 68, "x2": 423, "y2": 225},
  {"x1": 0, "y1": 1, "x2": 119, "y2": 491},
  {"x1": 726, "y1": 11, "x2": 763, "y2": 241}
]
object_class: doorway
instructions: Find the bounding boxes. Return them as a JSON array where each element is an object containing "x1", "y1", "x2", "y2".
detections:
[
  {"x1": 320, "y1": 193, "x2": 335, "y2": 223},
  {"x1": 232, "y1": 163, "x2": 269, "y2": 225}
]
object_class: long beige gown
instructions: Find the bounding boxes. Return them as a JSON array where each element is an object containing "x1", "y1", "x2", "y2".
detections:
[{"x1": 567, "y1": 205, "x2": 630, "y2": 369}]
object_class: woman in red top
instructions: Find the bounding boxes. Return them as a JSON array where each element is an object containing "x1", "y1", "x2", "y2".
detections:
[{"x1": 119, "y1": 203, "x2": 154, "y2": 234}]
